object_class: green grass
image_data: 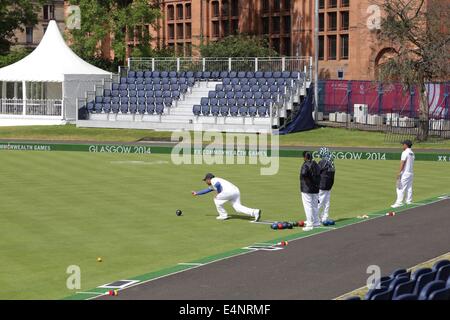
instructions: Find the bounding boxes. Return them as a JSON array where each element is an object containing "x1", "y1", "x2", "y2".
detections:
[
  {"x1": 0, "y1": 150, "x2": 449, "y2": 299},
  {"x1": 1, "y1": 125, "x2": 449, "y2": 149}
]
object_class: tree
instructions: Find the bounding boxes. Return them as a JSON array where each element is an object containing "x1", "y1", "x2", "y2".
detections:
[
  {"x1": 0, "y1": 48, "x2": 31, "y2": 68},
  {"x1": 67, "y1": 0, "x2": 160, "y2": 65},
  {"x1": 376, "y1": 0, "x2": 450, "y2": 141},
  {"x1": 0, "y1": 0, "x2": 44, "y2": 55},
  {"x1": 200, "y1": 35, "x2": 279, "y2": 58}
]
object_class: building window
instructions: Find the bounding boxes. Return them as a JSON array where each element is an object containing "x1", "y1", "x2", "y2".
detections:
[
  {"x1": 328, "y1": 12, "x2": 337, "y2": 31},
  {"x1": 319, "y1": 0, "x2": 325, "y2": 9},
  {"x1": 318, "y1": 36, "x2": 324, "y2": 60},
  {"x1": 167, "y1": 5, "x2": 174, "y2": 20},
  {"x1": 283, "y1": 15, "x2": 291, "y2": 33},
  {"x1": 328, "y1": 35, "x2": 337, "y2": 60},
  {"x1": 273, "y1": 0, "x2": 280, "y2": 12},
  {"x1": 329, "y1": 0, "x2": 337, "y2": 8},
  {"x1": 185, "y1": 23, "x2": 191, "y2": 39},
  {"x1": 168, "y1": 24, "x2": 175, "y2": 40},
  {"x1": 212, "y1": 1, "x2": 219, "y2": 17},
  {"x1": 319, "y1": 13, "x2": 324, "y2": 32},
  {"x1": 26, "y1": 27, "x2": 33, "y2": 44},
  {"x1": 283, "y1": 0, "x2": 291, "y2": 10},
  {"x1": 231, "y1": 0, "x2": 239, "y2": 16},
  {"x1": 232, "y1": 19, "x2": 239, "y2": 34},
  {"x1": 43, "y1": 5, "x2": 54, "y2": 20},
  {"x1": 185, "y1": 3, "x2": 191, "y2": 19},
  {"x1": 177, "y1": 4, "x2": 183, "y2": 20},
  {"x1": 222, "y1": 0, "x2": 229, "y2": 16},
  {"x1": 222, "y1": 20, "x2": 230, "y2": 36},
  {"x1": 177, "y1": 23, "x2": 183, "y2": 39},
  {"x1": 341, "y1": 11, "x2": 349, "y2": 30},
  {"x1": 272, "y1": 16, "x2": 280, "y2": 33},
  {"x1": 340, "y1": 34, "x2": 349, "y2": 59},
  {"x1": 262, "y1": 0, "x2": 270, "y2": 13},
  {"x1": 272, "y1": 38, "x2": 280, "y2": 53},
  {"x1": 262, "y1": 17, "x2": 269, "y2": 34},
  {"x1": 212, "y1": 21, "x2": 219, "y2": 37},
  {"x1": 341, "y1": 0, "x2": 349, "y2": 7},
  {"x1": 283, "y1": 37, "x2": 291, "y2": 56}
]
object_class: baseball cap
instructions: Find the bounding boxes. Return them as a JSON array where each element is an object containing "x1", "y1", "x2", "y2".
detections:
[
  {"x1": 401, "y1": 140, "x2": 413, "y2": 148},
  {"x1": 203, "y1": 173, "x2": 215, "y2": 181}
]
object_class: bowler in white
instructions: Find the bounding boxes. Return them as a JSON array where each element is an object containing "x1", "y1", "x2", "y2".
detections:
[
  {"x1": 391, "y1": 140, "x2": 415, "y2": 208},
  {"x1": 192, "y1": 173, "x2": 261, "y2": 221}
]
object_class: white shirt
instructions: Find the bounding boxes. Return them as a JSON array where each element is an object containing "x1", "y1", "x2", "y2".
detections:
[
  {"x1": 401, "y1": 148, "x2": 415, "y2": 175},
  {"x1": 210, "y1": 177, "x2": 239, "y2": 194}
]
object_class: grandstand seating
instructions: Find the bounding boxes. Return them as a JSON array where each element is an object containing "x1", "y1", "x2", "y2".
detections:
[{"x1": 347, "y1": 259, "x2": 450, "y2": 300}]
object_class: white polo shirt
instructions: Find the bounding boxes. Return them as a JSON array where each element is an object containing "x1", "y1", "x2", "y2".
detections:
[{"x1": 401, "y1": 148, "x2": 415, "y2": 175}]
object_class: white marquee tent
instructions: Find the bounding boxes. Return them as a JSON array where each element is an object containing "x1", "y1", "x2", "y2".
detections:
[{"x1": 0, "y1": 20, "x2": 111, "y2": 125}]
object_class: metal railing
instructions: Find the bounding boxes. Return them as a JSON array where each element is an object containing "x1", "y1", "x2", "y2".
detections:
[
  {"x1": 0, "y1": 99, "x2": 62, "y2": 116},
  {"x1": 128, "y1": 57, "x2": 312, "y2": 80}
]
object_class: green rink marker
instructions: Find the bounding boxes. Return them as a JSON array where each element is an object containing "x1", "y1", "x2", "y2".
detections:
[
  {"x1": 63, "y1": 193, "x2": 449, "y2": 300},
  {"x1": 1, "y1": 141, "x2": 449, "y2": 161}
]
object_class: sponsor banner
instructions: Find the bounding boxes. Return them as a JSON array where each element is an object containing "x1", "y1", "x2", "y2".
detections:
[{"x1": 0, "y1": 142, "x2": 449, "y2": 161}]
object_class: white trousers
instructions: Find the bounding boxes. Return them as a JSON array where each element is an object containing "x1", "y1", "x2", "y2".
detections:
[
  {"x1": 395, "y1": 173, "x2": 414, "y2": 205},
  {"x1": 301, "y1": 192, "x2": 320, "y2": 227},
  {"x1": 213, "y1": 189, "x2": 258, "y2": 218},
  {"x1": 318, "y1": 189, "x2": 331, "y2": 221}
]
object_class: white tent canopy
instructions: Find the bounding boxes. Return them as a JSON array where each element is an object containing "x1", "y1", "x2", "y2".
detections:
[
  {"x1": 0, "y1": 20, "x2": 111, "y2": 125},
  {"x1": 0, "y1": 20, "x2": 110, "y2": 82}
]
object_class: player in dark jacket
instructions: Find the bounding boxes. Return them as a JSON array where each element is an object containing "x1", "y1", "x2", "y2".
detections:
[
  {"x1": 318, "y1": 147, "x2": 335, "y2": 224},
  {"x1": 300, "y1": 151, "x2": 321, "y2": 231}
]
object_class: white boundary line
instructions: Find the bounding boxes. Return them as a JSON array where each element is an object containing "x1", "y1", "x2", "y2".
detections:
[
  {"x1": 178, "y1": 262, "x2": 204, "y2": 266},
  {"x1": 86, "y1": 196, "x2": 450, "y2": 300}
]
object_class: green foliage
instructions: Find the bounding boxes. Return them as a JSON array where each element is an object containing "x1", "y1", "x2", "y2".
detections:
[
  {"x1": 67, "y1": 0, "x2": 160, "y2": 65},
  {"x1": 200, "y1": 35, "x2": 279, "y2": 58},
  {"x1": 0, "y1": 0, "x2": 44, "y2": 54},
  {"x1": 0, "y1": 48, "x2": 31, "y2": 68}
]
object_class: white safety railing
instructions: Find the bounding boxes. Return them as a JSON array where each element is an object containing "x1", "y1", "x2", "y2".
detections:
[
  {"x1": 0, "y1": 99, "x2": 62, "y2": 116},
  {"x1": 128, "y1": 57, "x2": 312, "y2": 80}
]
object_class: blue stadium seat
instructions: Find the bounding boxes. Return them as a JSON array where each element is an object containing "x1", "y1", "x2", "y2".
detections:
[
  {"x1": 229, "y1": 106, "x2": 239, "y2": 116},
  {"x1": 153, "y1": 84, "x2": 162, "y2": 92},
  {"x1": 208, "y1": 91, "x2": 216, "y2": 99},
  {"x1": 119, "y1": 104, "x2": 128, "y2": 113},
  {"x1": 231, "y1": 78, "x2": 240, "y2": 86},
  {"x1": 223, "y1": 78, "x2": 231, "y2": 85},
  {"x1": 103, "y1": 89, "x2": 111, "y2": 97},
  {"x1": 95, "y1": 96, "x2": 103, "y2": 103},
  {"x1": 120, "y1": 97, "x2": 129, "y2": 105},
  {"x1": 145, "y1": 84, "x2": 153, "y2": 91},
  {"x1": 237, "y1": 98, "x2": 246, "y2": 107},
  {"x1": 254, "y1": 92, "x2": 263, "y2": 100},
  {"x1": 371, "y1": 288, "x2": 393, "y2": 300},
  {"x1": 224, "y1": 84, "x2": 233, "y2": 92},
  {"x1": 160, "y1": 71, "x2": 169, "y2": 78},
  {"x1": 164, "y1": 97, "x2": 173, "y2": 107},
  {"x1": 144, "y1": 71, "x2": 152, "y2": 78},
  {"x1": 137, "y1": 103, "x2": 146, "y2": 114},
  {"x1": 432, "y1": 260, "x2": 450, "y2": 272},
  {"x1": 266, "y1": 78, "x2": 276, "y2": 86},
  {"x1": 418, "y1": 280, "x2": 446, "y2": 300},
  {"x1": 242, "y1": 85, "x2": 250, "y2": 92},
  {"x1": 229, "y1": 71, "x2": 237, "y2": 78},
  {"x1": 112, "y1": 83, "x2": 119, "y2": 91},
  {"x1": 119, "y1": 83, "x2": 127, "y2": 91},
  {"x1": 94, "y1": 103, "x2": 103, "y2": 113},
  {"x1": 269, "y1": 85, "x2": 279, "y2": 93},
  {"x1": 414, "y1": 271, "x2": 437, "y2": 295},
  {"x1": 129, "y1": 97, "x2": 137, "y2": 105},
  {"x1": 412, "y1": 268, "x2": 432, "y2": 281},
  {"x1": 220, "y1": 105, "x2": 229, "y2": 116},
  {"x1": 248, "y1": 106, "x2": 257, "y2": 117},
  {"x1": 246, "y1": 71, "x2": 255, "y2": 78},
  {"x1": 365, "y1": 287, "x2": 388, "y2": 300},
  {"x1": 202, "y1": 71, "x2": 211, "y2": 79},
  {"x1": 291, "y1": 71, "x2": 300, "y2": 79},
  {"x1": 436, "y1": 265, "x2": 450, "y2": 281},
  {"x1": 103, "y1": 97, "x2": 111, "y2": 104},
  {"x1": 226, "y1": 92, "x2": 234, "y2": 99},
  {"x1": 393, "y1": 293, "x2": 418, "y2": 300},
  {"x1": 178, "y1": 77, "x2": 187, "y2": 84},
  {"x1": 345, "y1": 296, "x2": 361, "y2": 300},
  {"x1": 135, "y1": 78, "x2": 144, "y2": 85},
  {"x1": 282, "y1": 71, "x2": 291, "y2": 79},
  {"x1": 162, "y1": 84, "x2": 170, "y2": 92},
  {"x1": 118, "y1": 90, "x2": 127, "y2": 97},
  {"x1": 257, "y1": 78, "x2": 267, "y2": 86},
  {"x1": 120, "y1": 77, "x2": 127, "y2": 84},
  {"x1": 136, "y1": 71, "x2": 143, "y2": 78},
  {"x1": 244, "y1": 92, "x2": 253, "y2": 99},
  {"x1": 257, "y1": 106, "x2": 268, "y2": 117},
  {"x1": 155, "y1": 104, "x2": 164, "y2": 115},
  {"x1": 211, "y1": 71, "x2": 220, "y2": 79},
  {"x1": 239, "y1": 106, "x2": 248, "y2": 116},
  {"x1": 129, "y1": 90, "x2": 137, "y2": 97},
  {"x1": 392, "y1": 279, "x2": 416, "y2": 299},
  {"x1": 138, "y1": 97, "x2": 146, "y2": 104},
  {"x1": 255, "y1": 71, "x2": 263, "y2": 79},
  {"x1": 217, "y1": 91, "x2": 226, "y2": 99},
  {"x1": 247, "y1": 98, "x2": 255, "y2": 106},
  {"x1": 147, "y1": 104, "x2": 155, "y2": 114},
  {"x1": 146, "y1": 97, "x2": 155, "y2": 105},
  {"x1": 228, "y1": 98, "x2": 236, "y2": 107},
  {"x1": 263, "y1": 71, "x2": 273, "y2": 78},
  {"x1": 161, "y1": 77, "x2": 170, "y2": 85},
  {"x1": 235, "y1": 92, "x2": 244, "y2": 99},
  {"x1": 154, "y1": 91, "x2": 163, "y2": 98},
  {"x1": 128, "y1": 71, "x2": 136, "y2": 78},
  {"x1": 218, "y1": 98, "x2": 227, "y2": 107},
  {"x1": 127, "y1": 77, "x2": 135, "y2": 84},
  {"x1": 240, "y1": 78, "x2": 249, "y2": 85},
  {"x1": 194, "y1": 71, "x2": 203, "y2": 79},
  {"x1": 137, "y1": 90, "x2": 146, "y2": 98},
  {"x1": 178, "y1": 71, "x2": 186, "y2": 78},
  {"x1": 185, "y1": 71, "x2": 194, "y2": 78},
  {"x1": 179, "y1": 84, "x2": 188, "y2": 94},
  {"x1": 169, "y1": 71, "x2": 177, "y2": 78},
  {"x1": 129, "y1": 104, "x2": 137, "y2": 114},
  {"x1": 201, "y1": 105, "x2": 210, "y2": 116},
  {"x1": 251, "y1": 85, "x2": 260, "y2": 92},
  {"x1": 187, "y1": 77, "x2": 195, "y2": 87},
  {"x1": 220, "y1": 71, "x2": 229, "y2": 79},
  {"x1": 390, "y1": 268, "x2": 408, "y2": 278},
  {"x1": 248, "y1": 78, "x2": 258, "y2": 86},
  {"x1": 169, "y1": 77, "x2": 178, "y2": 84},
  {"x1": 172, "y1": 90, "x2": 181, "y2": 100},
  {"x1": 211, "y1": 105, "x2": 220, "y2": 116},
  {"x1": 193, "y1": 105, "x2": 201, "y2": 116},
  {"x1": 210, "y1": 98, "x2": 218, "y2": 106},
  {"x1": 427, "y1": 287, "x2": 450, "y2": 300},
  {"x1": 111, "y1": 103, "x2": 119, "y2": 113},
  {"x1": 233, "y1": 84, "x2": 242, "y2": 92},
  {"x1": 111, "y1": 97, "x2": 120, "y2": 104},
  {"x1": 273, "y1": 71, "x2": 282, "y2": 78},
  {"x1": 137, "y1": 84, "x2": 145, "y2": 91}
]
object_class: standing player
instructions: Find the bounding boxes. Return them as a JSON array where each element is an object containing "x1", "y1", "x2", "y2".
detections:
[
  {"x1": 318, "y1": 147, "x2": 335, "y2": 224},
  {"x1": 391, "y1": 140, "x2": 415, "y2": 208},
  {"x1": 192, "y1": 173, "x2": 261, "y2": 221},
  {"x1": 300, "y1": 151, "x2": 321, "y2": 231}
]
